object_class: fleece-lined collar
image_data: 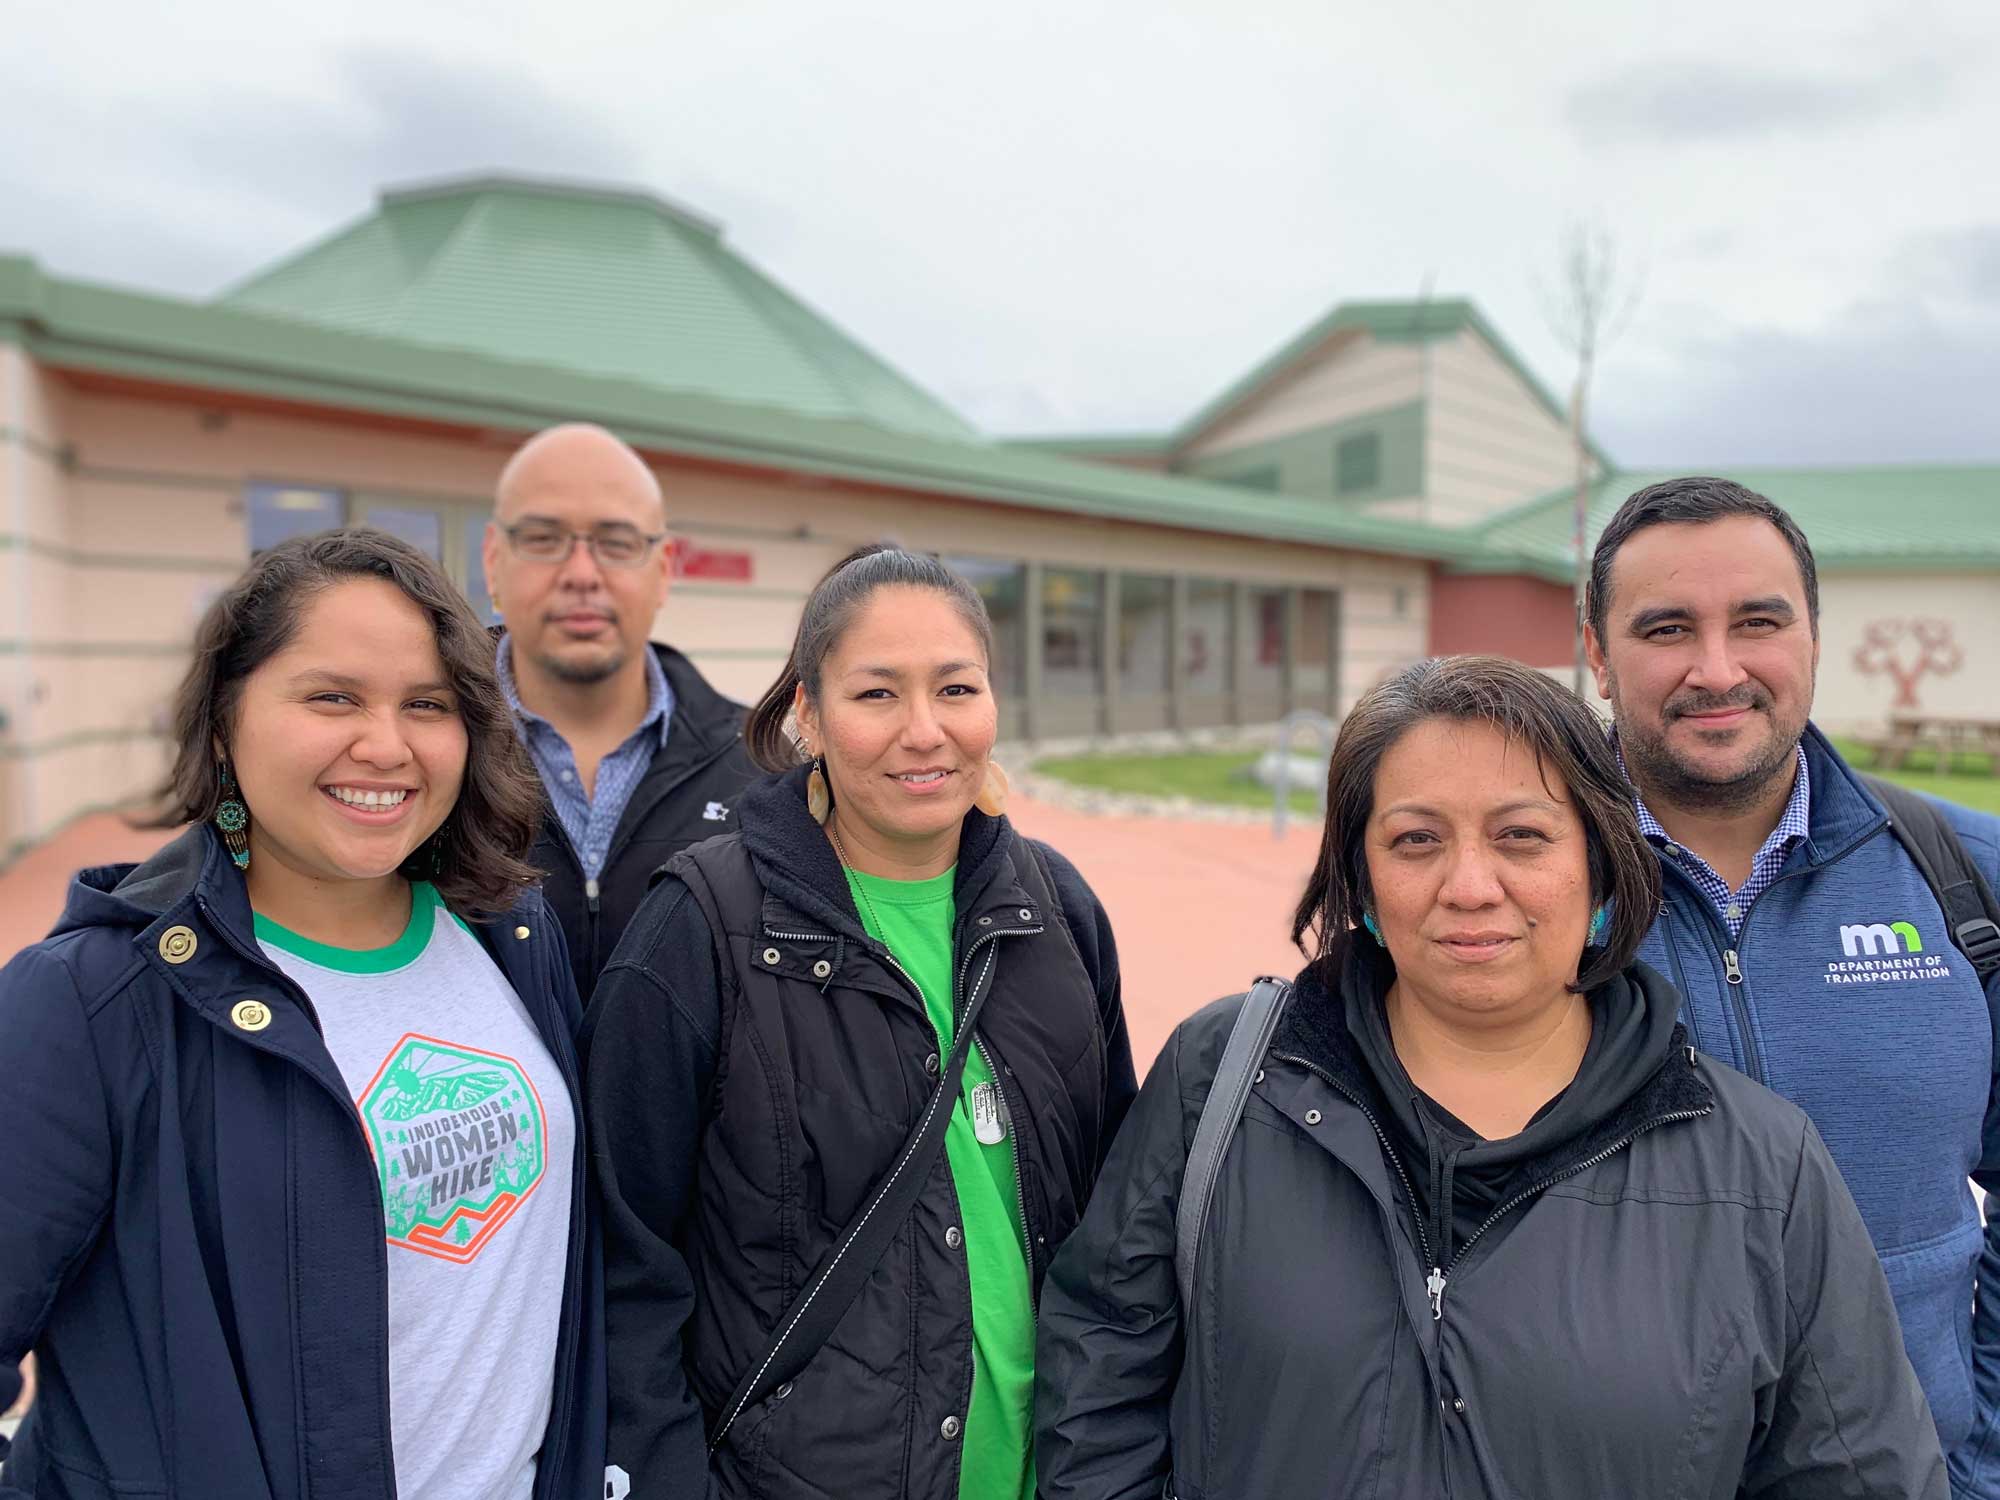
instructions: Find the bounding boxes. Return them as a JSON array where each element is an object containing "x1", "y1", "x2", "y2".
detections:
[{"x1": 736, "y1": 764, "x2": 1029, "y2": 947}]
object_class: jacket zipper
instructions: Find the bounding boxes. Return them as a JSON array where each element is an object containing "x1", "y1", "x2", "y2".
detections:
[
  {"x1": 957, "y1": 929, "x2": 1043, "y2": 1282},
  {"x1": 719, "y1": 920, "x2": 1039, "y2": 1440},
  {"x1": 1419, "y1": 1102, "x2": 1713, "y2": 1319},
  {"x1": 1271, "y1": 1047, "x2": 1712, "y2": 1321},
  {"x1": 1660, "y1": 814, "x2": 1884, "y2": 1086}
]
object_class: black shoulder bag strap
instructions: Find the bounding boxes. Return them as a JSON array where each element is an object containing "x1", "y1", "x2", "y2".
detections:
[
  {"x1": 707, "y1": 946, "x2": 1004, "y2": 1451},
  {"x1": 1863, "y1": 774, "x2": 2000, "y2": 979},
  {"x1": 1174, "y1": 976, "x2": 1292, "y2": 1312}
]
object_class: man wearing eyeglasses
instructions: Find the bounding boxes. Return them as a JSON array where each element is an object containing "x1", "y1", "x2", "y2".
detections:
[{"x1": 484, "y1": 423, "x2": 758, "y2": 998}]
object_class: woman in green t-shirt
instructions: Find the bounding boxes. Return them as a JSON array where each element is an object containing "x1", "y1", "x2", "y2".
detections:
[{"x1": 587, "y1": 544, "x2": 1137, "y2": 1500}]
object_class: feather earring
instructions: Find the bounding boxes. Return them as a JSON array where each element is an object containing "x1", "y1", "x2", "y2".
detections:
[
  {"x1": 806, "y1": 757, "x2": 832, "y2": 824},
  {"x1": 974, "y1": 760, "x2": 1010, "y2": 817}
]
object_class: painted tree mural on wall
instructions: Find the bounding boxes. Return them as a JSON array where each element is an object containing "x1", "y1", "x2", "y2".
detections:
[{"x1": 1853, "y1": 619, "x2": 1965, "y2": 710}]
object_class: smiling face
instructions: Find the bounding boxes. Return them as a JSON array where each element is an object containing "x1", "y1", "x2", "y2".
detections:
[
  {"x1": 228, "y1": 578, "x2": 468, "y2": 895},
  {"x1": 794, "y1": 585, "x2": 997, "y2": 875},
  {"x1": 1365, "y1": 717, "x2": 1594, "y2": 1023},
  {"x1": 484, "y1": 424, "x2": 670, "y2": 690},
  {"x1": 1585, "y1": 515, "x2": 1818, "y2": 813}
]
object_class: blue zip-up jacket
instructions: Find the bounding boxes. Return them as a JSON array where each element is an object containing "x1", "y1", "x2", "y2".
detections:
[
  {"x1": 1638, "y1": 725, "x2": 2000, "y2": 1498},
  {"x1": 0, "y1": 825, "x2": 607, "y2": 1500}
]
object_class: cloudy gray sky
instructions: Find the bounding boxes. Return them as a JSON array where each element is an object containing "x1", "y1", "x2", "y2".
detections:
[{"x1": 5, "y1": 0, "x2": 1994, "y2": 467}]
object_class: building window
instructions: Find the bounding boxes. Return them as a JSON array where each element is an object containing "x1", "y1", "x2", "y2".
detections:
[
  {"x1": 1041, "y1": 567, "x2": 1104, "y2": 698},
  {"x1": 1238, "y1": 586, "x2": 1286, "y2": 702},
  {"x1": 945, "y1": 556, "x2": 1026, "y2": 696},
  {"x1": 1218, "y1": 464, "x2": 1281, "y2": 493},
  {"x1": 1181, "y1": 579, "x2": 1231, "y2": 698},
  {"x1": 1118, "y1": 574, "x2": 1172, "y2": 697},
  {"x1": 1335, "y1": 432, "x2": 1381, "y2": 494},
  {"x1": 247, "y1": 483, "x2": 343, "y2": 554}
]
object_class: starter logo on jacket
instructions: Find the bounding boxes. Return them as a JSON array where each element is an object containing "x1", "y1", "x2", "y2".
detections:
[
  {"x1": 357, "y1": 1033, "x2": 549, "y2": 1262},
  {"x1": 1827, "y1": 919, "x2": 1954, "y2": 985}
]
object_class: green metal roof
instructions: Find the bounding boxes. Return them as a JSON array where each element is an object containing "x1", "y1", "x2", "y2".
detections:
[
  {"x1": 0, "y1": 253, "x2": 1519, "y2": 572},
  {"x1": 1012, "y1": 297, "x2": 1612, "y2": 472},
  {"x1": 218, "y1": 175, "x2": 976, "y2": 443},
  {"x1": 1461, "y1": 467, "x2": 2000, "y2": 575}
]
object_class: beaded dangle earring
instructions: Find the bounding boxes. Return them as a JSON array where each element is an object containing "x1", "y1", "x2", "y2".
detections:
[
  {"x1": 215, "y1": 762, "x2": 251, "y2": 870},
  {"x1": 1361, "y1": 911, "x2": 1385, "y2": 946}
]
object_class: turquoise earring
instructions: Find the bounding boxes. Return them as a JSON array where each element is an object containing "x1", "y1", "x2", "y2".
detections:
[
  {"x1": 216, "y1": 763, "x2": 250, "y2": 871},
  {"x1": 1361, "y1": 911, "x2": 1385, "y2": 946},
  {"x1": 1588, "y1": 905, "x2": 1609, "y2": 945}
]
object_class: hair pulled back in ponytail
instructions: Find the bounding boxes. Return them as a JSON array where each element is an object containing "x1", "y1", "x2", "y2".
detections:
[{"x1": 743, "y1": 544, "x2": 996, "y2": 772}]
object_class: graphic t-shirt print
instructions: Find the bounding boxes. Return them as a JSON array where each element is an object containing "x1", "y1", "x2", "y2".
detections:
[{"x1": 359, "y1": 1032, "x2": 549, "y2": 1262}]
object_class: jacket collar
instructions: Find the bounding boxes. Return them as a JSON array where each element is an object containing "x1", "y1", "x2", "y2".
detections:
[
  {"x1": 737, "y1": 765, "x2": 1035, "y2": 947},
  {"x1": 1794, "y1": 721, "x2": 1892, "y2": 863},
  {"x1": 1271, "y1": 954, "x2": 1715, "y2": 1185}
]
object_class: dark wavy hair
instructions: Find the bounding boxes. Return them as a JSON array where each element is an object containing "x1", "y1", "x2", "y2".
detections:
[
  {"x1": 744, "y1": 543, "x2": 996, "y2": 772},
  {"x1": 1291, "y1": 654, "x2": 1660, "y2": 995},
  {"x1": 149, "y1": 528, "x2": 544, "y2": 917}
]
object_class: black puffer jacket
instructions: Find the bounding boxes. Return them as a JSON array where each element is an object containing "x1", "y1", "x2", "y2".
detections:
[
  {"x1": 1036, "y1": 959, "x2": 1946, "y2": 1500},
  {"x1": 524, "y1": 641, "x2": 759, "y2": 998},
  {"x1": 582, "y1": 766, "x2": 1136, "y2": 1499}
]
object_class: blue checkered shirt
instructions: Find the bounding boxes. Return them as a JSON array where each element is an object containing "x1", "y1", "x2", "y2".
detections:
[
  {"x1": 498, "y1": 635, "x2": 674, "y2": 882},
  {"x1": 1623, "y1": 742, "x2": 1811, "y2": 941}
]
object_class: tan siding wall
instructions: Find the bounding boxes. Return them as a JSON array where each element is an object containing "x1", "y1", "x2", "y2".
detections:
[
  {"x1": 1423, "y1": 329, "x2": 1580, "y2": 527},
  {"x1": 6, "y1": 366, "x2": 1441, "y2": 854},
  {"x1": 1813, "y1": 574, "x2": 2000, "y2": 735},
  {"x1": 1184, "y1": 334, "x2": 1423, "y2": 458}
]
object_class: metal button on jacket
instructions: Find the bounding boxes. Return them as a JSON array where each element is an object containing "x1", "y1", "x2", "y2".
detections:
[
  {"x1": 1304, "y1": 1108, "x2": 1322, "y2": 1125},
  {"x1": 514, "y1": 925, "x2": 531, "y2": 940},
  {"x1": 811, "y1": 959, "x2": 832, "y2": 979},
  {"x1": 158, "y1": 926, "x2": 198, "y2": 963},
  {"x1": 924, "y1": 1052, "x2": 941, "y2": 1077},
  {"x1": 230, "y1": 999, "x2": 272, "y2": 1032},
  {"x1": 762, "y1": 947, "x2": 781, "y2": 966},
  {"x1": 945, "y1": 1226, "x2": 963, "y2": 1250},
  {"x1": 940, "y1": 1415, "x2": 961, "y2": 1441}
]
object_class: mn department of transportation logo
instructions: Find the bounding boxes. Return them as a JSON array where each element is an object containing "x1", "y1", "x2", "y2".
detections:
[
  {"x1": 357, "y1": 1033, "x2": 547, "y2": 1263},
  {"x1": 1826, "y1": 918, "x2": 1951, "y2": 986}
]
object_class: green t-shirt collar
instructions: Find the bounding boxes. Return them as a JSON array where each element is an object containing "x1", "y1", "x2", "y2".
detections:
[{"x1": 253, "y1": 882, "x2": 443, "y2": 974}]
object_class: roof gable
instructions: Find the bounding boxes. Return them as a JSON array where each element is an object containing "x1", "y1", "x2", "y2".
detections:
[
  {"x1": 1169, "y1": 296, "x2": 1611, "y2": 469},
  {"x1": 219, "y1": 174, "x2": 976, "y2": 443}
]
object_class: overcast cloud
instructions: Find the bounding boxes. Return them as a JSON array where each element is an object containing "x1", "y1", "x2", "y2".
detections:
[{"x1": 2, "y1": 0, "x2": 1993, "y2": 468}]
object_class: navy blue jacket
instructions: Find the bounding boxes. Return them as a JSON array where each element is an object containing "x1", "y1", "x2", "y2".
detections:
[
  {"x1": 0, "y1": 826, "x2": 606, "y2": 1500},
  {"x1": 1637, "y1": 726, "x2": 2000, "y2": 1497}
]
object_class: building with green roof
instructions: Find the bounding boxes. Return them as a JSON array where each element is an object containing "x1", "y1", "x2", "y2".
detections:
[{"x1": 0, "y1": 172, "x2": 1993, "y2": 859}]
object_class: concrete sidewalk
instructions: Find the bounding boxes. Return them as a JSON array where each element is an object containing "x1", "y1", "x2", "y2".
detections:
[{"x1": 0, "y1": 799, "x2": 1320, "y2": 1073}]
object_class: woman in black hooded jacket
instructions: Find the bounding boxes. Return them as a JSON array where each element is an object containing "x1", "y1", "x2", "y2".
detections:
[
  {"x1": 584, "y1": 546, "x2": 1135, "y2": 1500},
  {"x1": 1035, "y1": 654, "x2": 1943, "y2": 1500}
]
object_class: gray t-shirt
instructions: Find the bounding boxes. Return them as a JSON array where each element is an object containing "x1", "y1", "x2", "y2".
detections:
[{"x1": 258, "y1": 883, "x2": 575, "y2": 1500}]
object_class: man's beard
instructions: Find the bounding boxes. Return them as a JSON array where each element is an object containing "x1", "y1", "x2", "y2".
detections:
[
  {"x1": 1612, "y1": 677, "x2": 1806, "y2": 816},
  {"x1": 534, "y1": 642, "x2": 627, "y2": 685}
]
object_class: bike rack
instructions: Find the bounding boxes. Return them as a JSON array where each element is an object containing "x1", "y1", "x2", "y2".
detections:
[{"x1": 1271, "y1": 710, "x2": 1337, "y2": 839}]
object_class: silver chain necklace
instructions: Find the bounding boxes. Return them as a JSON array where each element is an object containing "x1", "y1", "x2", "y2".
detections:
[{"x1": 825, "y1": 821, "x2": 886, "y2": 939}]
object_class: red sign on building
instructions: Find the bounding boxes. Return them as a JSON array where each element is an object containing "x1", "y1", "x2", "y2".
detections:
[{"x1": 672, "y1": 543, "x2": 754, "y2": 583}]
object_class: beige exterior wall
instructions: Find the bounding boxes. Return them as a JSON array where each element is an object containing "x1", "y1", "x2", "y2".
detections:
[
  {"x1": 1813, "y1": 573, "x2": 2000, "y2": 735},
  {"x1": 1423, "y1": 328, "x2": 1581, "y2": 528},
  {"x1": 1, "y1": 359, "x2": 1435, "y2": 857},
  {"x1": 1183, "y1": 333, "x2": 1423, "y2": 458}
]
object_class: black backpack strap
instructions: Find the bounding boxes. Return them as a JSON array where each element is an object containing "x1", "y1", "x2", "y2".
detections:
[
  {"x1": 1863, "y1": 775, "x2": 2000, "y2": 980},
  {"x1": 706, "y1": 929, "x2": 1006, "y2": 1451},
  {"x1": 1175, "y1": 977, "x2": 1291, "y2": 1311}
]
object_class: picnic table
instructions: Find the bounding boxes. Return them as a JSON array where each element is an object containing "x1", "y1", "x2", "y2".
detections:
[{"x1": 1852, "y1": 714, "x2": 2000, "y2": 772}]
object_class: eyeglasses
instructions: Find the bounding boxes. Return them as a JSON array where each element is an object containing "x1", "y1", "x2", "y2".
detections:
[{"x1": 501, "y1": 521, "x2": 667, "y2": 570}]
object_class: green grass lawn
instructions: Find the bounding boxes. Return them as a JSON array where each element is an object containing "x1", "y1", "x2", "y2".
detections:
[
  {"x1": 1034, "y1": 749, "x2": 1322, "y2": 814},
  {"x1": 1037, "y1": 741, "x2": 2000, "y2": 817}
]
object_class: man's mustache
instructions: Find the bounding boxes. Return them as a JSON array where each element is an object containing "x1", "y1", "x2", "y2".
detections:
[{"x1": 1667, "y1": 688, "x2": 1771, "y2": 720}]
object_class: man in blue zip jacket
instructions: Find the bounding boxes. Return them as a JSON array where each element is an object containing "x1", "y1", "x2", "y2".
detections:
[{"x1": 1585, "y1": 476, "x2": 2000, "y2": 1497}]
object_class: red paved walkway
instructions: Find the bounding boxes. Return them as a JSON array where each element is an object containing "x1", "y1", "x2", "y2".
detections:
[{"x1": 0, "y1": 798, "x2": 1319, "y2": 1074}]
